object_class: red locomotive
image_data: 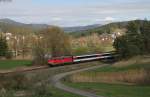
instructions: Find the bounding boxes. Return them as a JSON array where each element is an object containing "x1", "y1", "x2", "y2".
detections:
[
  {"x1": 47, "y1": 52, "x2": 114, "y2": 66},
  {"x1": 48, "y1": 56, "x2": 73, "y2": 66}
]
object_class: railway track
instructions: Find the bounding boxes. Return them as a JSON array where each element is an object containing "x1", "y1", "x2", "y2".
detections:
[
  {"x1": 0, "y1": 52, "x2": 117, "y2": 75},
  {"x1": 0, "y1": 65, "x2": 49, "y2": 75}
]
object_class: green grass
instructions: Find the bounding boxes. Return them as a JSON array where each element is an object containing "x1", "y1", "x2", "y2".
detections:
[
  {"x1": 63, "y1": 62, "x2": 150, "y2": 97},
  {"x1": 103, "y1": 45, "x2": 114, "y2": 52},
  {"x1": 49, "y1": 86, "x2": 84, "y2": 97},
  {"x1": 65, "y1": 82, "x2": 150, "y2": 97},
  {"x1": 0, "y1": 60, "x2": 32, "y2": 69},
  {"x1": 3, "y1": 86, "x2": 83, "y2": 97},
  {"x1": 87, "y1": 62, "x2": 150, "y2": 73}
]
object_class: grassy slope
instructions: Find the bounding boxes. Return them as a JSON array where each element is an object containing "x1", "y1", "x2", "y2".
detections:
[
  {"x1": 25, "y1": 62, "x2": 100, "y2": 97},
  {"x1": 89, "y1": 62, "x2": 150, "y2": 72},
  {"x1": 49, "y1": 86, "x2": 84, "y2": 97},
  {"x1": 66, "y1": 82, "x2": 150, "y2": 97},
  {"x1": 75, "y1": 62, "x2": 150, "y2": 78},
  {"x1": 0, "y1": 62, "x2": 95, "y2": 97},
  {"x1": 64, "y1": 61, "x2": 150, "y2": 97},
  {"x1": 4, "y1": 86, "x2": 83, "y2": 97},
  {"x1": 0, "y1": 60, "x2": 32, "y2": 69}
]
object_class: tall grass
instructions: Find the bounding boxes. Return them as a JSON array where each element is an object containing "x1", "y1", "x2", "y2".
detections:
[
  {"x1": 113, "y1": 56, "x2": 150, "y2": 67},
  {"x1": 69, "y1": 57, "x2": 150, "y2": 85},
  {"x1": 70, "y1": 68, "x2": 150, "y2": 85}
]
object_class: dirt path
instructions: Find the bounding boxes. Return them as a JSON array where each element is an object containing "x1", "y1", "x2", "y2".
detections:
[{"x1": 51, "y1": 64, "x2": 108, "y2": 97}]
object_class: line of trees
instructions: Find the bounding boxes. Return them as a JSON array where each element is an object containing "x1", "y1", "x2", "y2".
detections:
[
  {"x1": 33, "y1": 26, "x2": 72, "y2": 65},
  {"x1": 113, "y1": 20, "x2": 150, "y2": 58},
  {"x1": 0, "y1": 35, "x2": 12, "y2": 59}
]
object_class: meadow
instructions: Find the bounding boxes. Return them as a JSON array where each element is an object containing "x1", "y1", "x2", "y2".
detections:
[
  {"x1": 65, "y1": 82, "x2": 150, "y2": 97},
  {"x1": 64, "y1": 56, "x2": 150, "y2": 97},
  {"x1": 0, "y1": 60, "x2": 32, "y2": 70},
  {"x1": 0, "y1": 62, "x2": 99, "y2": 97}
]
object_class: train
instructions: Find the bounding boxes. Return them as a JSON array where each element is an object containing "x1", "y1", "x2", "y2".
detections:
[{"x1": 47, "y1": 52, "x2": 115, "y2": 66}]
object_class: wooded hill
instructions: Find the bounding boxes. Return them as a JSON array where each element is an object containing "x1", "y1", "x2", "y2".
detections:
[
  {"x1": 0, "y1": 18, "x2": 48, "y2": 34},
  {"x1": 0, "y1": 19, "x2": 149, "y2": 37},
  {"x1": 69, "y1": 20, "x2": 150, "y2": 37}
]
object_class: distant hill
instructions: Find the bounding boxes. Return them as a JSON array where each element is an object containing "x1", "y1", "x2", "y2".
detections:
[
  {"x1": 63, "y1": 24, "x2": 102, "y2": 32},
  {"x1": 0, "y1": 18, "x2": 49, "y2": 33},
  {"x1": 69, "y1": 20, "x2": 149, "y2": 37},
  {"x1": 0, "y1": 18, "x2": 25, "y2": 26},
  {"x1": 0, "y1": 18, "x2": 102, "y2": 33},
  {"x1": 0, "y1": 19, "x2": 149, "y2": 37}
]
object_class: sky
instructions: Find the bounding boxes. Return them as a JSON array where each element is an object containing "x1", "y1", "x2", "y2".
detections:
[{"x1": 0, "y1": 0, "x2": 150, "y2": 27}]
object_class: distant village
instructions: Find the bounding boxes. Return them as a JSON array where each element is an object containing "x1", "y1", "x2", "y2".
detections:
[
  {"x1": 0, "y1": 28, "x2": 125, "y2": 58},
  {"x1": 72, "y1": 29, "x2": 125, "y2": 48}
]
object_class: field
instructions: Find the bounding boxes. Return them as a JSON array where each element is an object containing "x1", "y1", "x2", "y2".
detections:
[
  {"x1": 64, "y1": 56, "x2": 150, "y2": 97},
  {"x1": 0, "y1": 60, "x2": 32, "y2": 70},
  {"x1": 0, "y1": 62, "x2": 100, "y2": 97},
  {"x1": 65, "y1": 82, "x2": 150, "y2": 97},
  {"x1": 48, "y1": 85, "x2": 84, "y2": 97}
]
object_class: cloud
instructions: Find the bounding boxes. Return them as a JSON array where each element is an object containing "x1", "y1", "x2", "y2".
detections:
[
  {"x1": 104, "y1": 17, "x2": 115, "y2": 21},
  {"x1": 0, "y1": 0, "x2": 150, "y2": 26},
  {"x1": 51, "y1": 17, "x2": 62, "y2": 21},
  {"x1": 95, "y1": 18, "x2": 103, "y2": 22},
  {"x1": 131, "y1": 17, "x2": 140, "y2": 20}
]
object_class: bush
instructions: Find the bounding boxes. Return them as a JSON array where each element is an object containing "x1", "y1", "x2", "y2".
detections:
[
  {"x1": 5, "y1": 51, "x2": 13, "y2": 59},
  {"x1": 0, "y1": 73, "x2": 54, "y2": 97},
  {"x1": 0, "y1": 37, "x2": 8, "y2": 58},
  {"x1": 72, "y1": 46, "x2": 90, "y2": 55},
  {"x1": 31, "y1": 83, "x2": 52, "y2": 97},
  {"x1": 32, "y1": 45, "x2": 47, "y2": 65},
  {"x1": 0, "y1": 74, "x2": 30, "y2": 90},
  {"x1": 141, "y1": 69, "x2": 150, "y2": 85}
]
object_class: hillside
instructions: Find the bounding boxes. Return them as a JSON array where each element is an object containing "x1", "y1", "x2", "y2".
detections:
[
  {"x1": 0, "y1": 19, "x2": 149, "y2": 36},
  {"x1": 0, "y1": 18, "x2": 102, "y2": 33},
  {"x1": 63, "y1": 24, "x2": 101, "y2": 32},
  {"x1": 0, "y1": 18, "x2": 49, "y2": 33},
  {"x1": 0, "y1": 19, "x2": 93, "y2": 33},
  {"x1": 69, "y1": 20, "x2": 149, "y2": 37}
]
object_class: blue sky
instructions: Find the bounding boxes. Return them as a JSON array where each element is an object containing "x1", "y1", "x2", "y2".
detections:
[{"x1": 0, "y1": 0, "x2": 150, "y2": 27}]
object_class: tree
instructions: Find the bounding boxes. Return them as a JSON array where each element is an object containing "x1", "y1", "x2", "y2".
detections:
[
  {"x1": 32, "y1": 26, "x2": 71, "y2": 65},
  {"x1": 113, "y1": 35, "x2": 143, "y2": 58},
  {"x1": 113, "y1": 20, "x2": 150, "y2": 58},
  {"x1": 140, "y1": 20, "x2": 150, "y2": 53},
  {"x1": 0, "y1": 36, "x2": 8, "y2": 58},
  {"x1": 126, "y1": 20, "x2": 141, "y2": 35},
  {"x1": 32, "y1": 43, "x2": 46, "y2": 65},
  {"x1": 41, "y1": 26, "x2": 71, "y2": 57}
]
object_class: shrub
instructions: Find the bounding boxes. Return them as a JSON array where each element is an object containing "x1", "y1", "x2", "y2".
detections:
[
  {"x1": 5, "y1": 51, "x2": 13, "y2": 59},
  {"x1": 0, "y1": 74, "x2": 30, "y2": 90},
  {"x1": 0, "y1": 74, "x2": 52, "y2": 97},
  {"x1": 0, "y1": 37, "x2": 8, "y2": 58},
  {"x1": 32, "y1": 45, "x2": 47, "y2": 65},
  {"x1": 73, "y1": 46, "x2": 90, "y2": 55},
  {"x1": 31, "y1": 83, "x2": 52, "y2": 97}
]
